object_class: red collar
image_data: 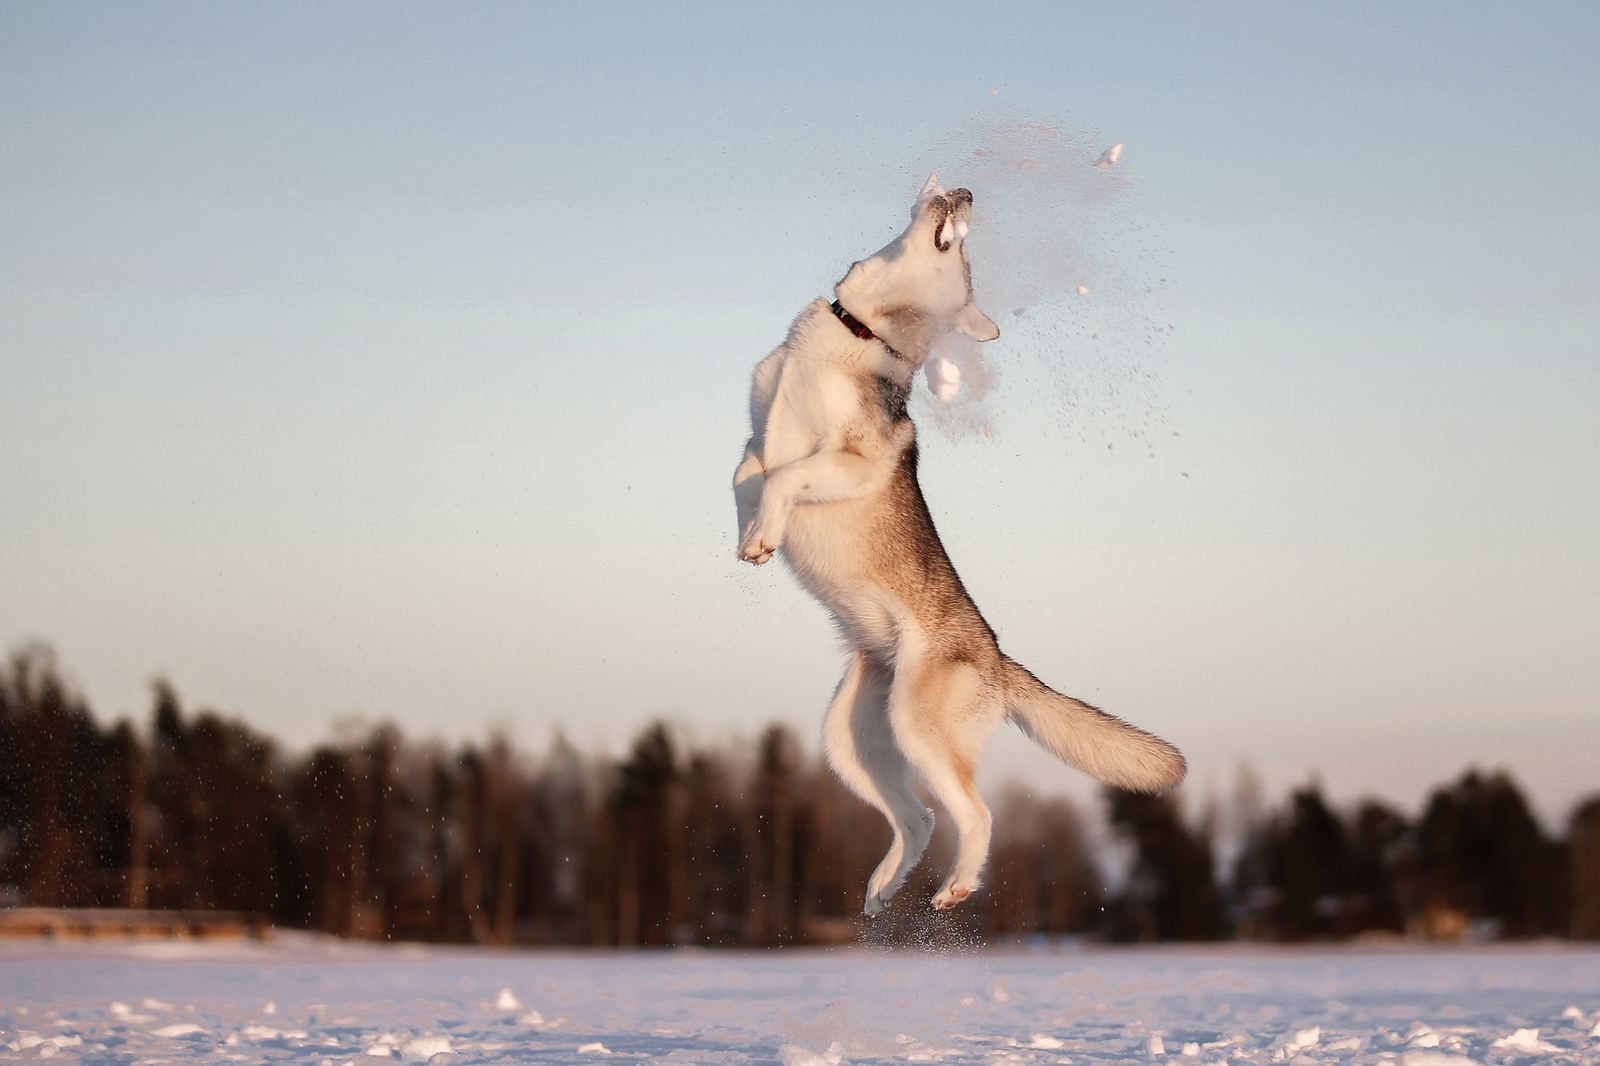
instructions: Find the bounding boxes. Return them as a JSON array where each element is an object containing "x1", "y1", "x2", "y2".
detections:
[{"x1": 831, "y1": 300, "x2": 901, "y2": 359}]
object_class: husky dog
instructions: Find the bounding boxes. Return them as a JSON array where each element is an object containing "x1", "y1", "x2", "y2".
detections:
[{"x1": 734, "y1": 176, "x2": 1185, "y2": 914}]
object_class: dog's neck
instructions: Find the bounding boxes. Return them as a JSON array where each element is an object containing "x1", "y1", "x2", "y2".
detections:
[{"x1": 830, "y1": 300, "x2": 902, "y2": 361}]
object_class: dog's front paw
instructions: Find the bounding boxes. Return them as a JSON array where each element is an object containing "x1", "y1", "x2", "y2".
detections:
[{"x1": 737, "y1": 527, "x2": 781, "y2": 565}]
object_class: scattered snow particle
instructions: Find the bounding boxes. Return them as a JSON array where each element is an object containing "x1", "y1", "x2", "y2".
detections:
[
  {"x1": 1093, "y1": 143, "x2": 1124, "y2": 168},
  {"x1": 1408, "y1": 1033, "x2": 1441, "y2": 1048},
  {"x1": 152, "y1": 1023, "x2": 207, "y2": 1038},
  {"x1": 1183, "y1": 1044, "x2": 1202, "y2": 1057},
  {"x1": 517, "y1": 1009, "x2": 547, "y2": 1027},
  {"x1": 1030, "y1": 1035, "x2": 1066, "y2": 1049},
  {"x1": 493, "y1": 987, "x2": 523, "y2": 1012},
  {"x1": 1326, "y1": 1036, "x2": 1364, "y2": 1051},
  {"x1": 262, "y1": 1001, "x2": 278, "y2": 1016},
  {"x1": 1286, "y1": 1028, "x2": 1320, "y2": 1051},
  {"x1": 990, "y1": 89, "x2": 1000, "y2": 95},
  {"x1": 1150, "y1": 1036, "x2": 1166, "y2": 1056},
  {"x1": 959, "y1": 995, "x2": 980, "y2": 1008},
  {"x1": 578, "y1": 1041, "x2": 612, "y2": 1054},
  {"x1": 1076, "y1": 285, "x2": 1090, "y2": 295},
  {"x1": 365, "y1": 1043, "x2": 397, "y2": 1057}
]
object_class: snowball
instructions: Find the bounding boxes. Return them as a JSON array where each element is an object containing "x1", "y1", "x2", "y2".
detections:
[
  {"x1": 493, "y1": 987, "x2": 523, "y2": 1012},
  {"x1": 241, "y1": 1023, "x2": 308, "y2": 1041},
  {"x1": 1492, "y1": 1029, "x2": 1556, "y2": 1052},
  {"x1": 1286, "y1": 1024, "x2": 1324, "y2": 1049},
  {"x1": 109, "y1": 1002, "x2": 155, "y2": 1024},
  {"x1": 926, "y1": 356, "x2": 962, "y2": 403},
  {"x1": 780, "y1": 1042, "x2": 845, "y2": 1066},
  {"x1": 1401, "y1": 1053, "x2": 1481, "y2": 1066},
  {"x1": 400, "y1": 1035, "x2": 452, "y2": 1061},
  {"x1": 1076, "y1": 285, "x2": 1090, "y2": 296}
]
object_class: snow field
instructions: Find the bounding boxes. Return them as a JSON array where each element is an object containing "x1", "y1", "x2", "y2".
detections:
[{"x1": 2, "y1": 940, "x2": 1597, "y2": 1066}]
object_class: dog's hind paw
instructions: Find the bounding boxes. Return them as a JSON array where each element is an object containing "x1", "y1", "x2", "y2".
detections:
[
  {"x1": 930, "y1": 882, "x2": 975, "y2": 910},
  {"x1": 862, "y1": 893, "x2": 887, "y2": 917}
]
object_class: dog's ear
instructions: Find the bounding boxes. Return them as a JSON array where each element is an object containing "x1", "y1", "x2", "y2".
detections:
[
  {"x1": 952, "y1": 303, "x2": 1000, "y2": 342},
  {"x1": 914, "y1": 173, "x2": 944, "y2": 215}
]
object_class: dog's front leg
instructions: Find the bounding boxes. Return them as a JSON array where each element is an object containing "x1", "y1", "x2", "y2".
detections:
[
  {"x1": 733, "y1": 445, "x2": 766, "y2": 544},
  {"x1": 737, "y1": 447, "x2": 880, "y2": 565}
]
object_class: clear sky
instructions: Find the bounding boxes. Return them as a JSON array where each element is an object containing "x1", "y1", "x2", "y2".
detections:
[{"x1": 3, "y1": 2, "x2": 1596, "y2": 825}]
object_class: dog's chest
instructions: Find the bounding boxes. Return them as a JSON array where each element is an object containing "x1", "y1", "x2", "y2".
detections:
[{"x1": 760, "y1": 356, "x2": 905, "y2": 469}]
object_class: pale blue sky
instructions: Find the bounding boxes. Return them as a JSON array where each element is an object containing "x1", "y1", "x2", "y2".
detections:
[{"x1": 3, "y1": 2, "x2": 1596, "y2": 822}]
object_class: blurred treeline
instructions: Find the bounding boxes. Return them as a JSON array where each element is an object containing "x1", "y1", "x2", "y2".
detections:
[{"x1": 2, "y1": 648, "x2": 1597, "y2": 945}]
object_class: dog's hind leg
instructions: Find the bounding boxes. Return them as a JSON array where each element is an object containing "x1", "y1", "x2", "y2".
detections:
[
  {"x1": 823, "y1": 650, "x2": 935, "y2": 915},
  {"x1": 887, "y1": 653, "x2": 1002, "y2": 910}
]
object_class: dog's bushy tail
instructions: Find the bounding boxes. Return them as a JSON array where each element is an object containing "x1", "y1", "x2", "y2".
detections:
[{"x1": 1002, "y1": 658, "x2": 1186, "y2": 793}]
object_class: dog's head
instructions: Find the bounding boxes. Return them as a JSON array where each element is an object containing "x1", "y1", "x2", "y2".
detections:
[{"x1": 834, "y1": 174, "x2": 1000, "y2": 364}]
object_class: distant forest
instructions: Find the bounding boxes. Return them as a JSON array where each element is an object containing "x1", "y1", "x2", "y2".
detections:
[{"x1": 3, "y1": 646, "x2": 1597, "y2": 945}]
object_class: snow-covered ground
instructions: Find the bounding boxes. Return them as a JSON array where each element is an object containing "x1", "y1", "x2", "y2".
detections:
[{"x1": 2, "y1": 936, "x2": 1597, "y2": 1066}]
